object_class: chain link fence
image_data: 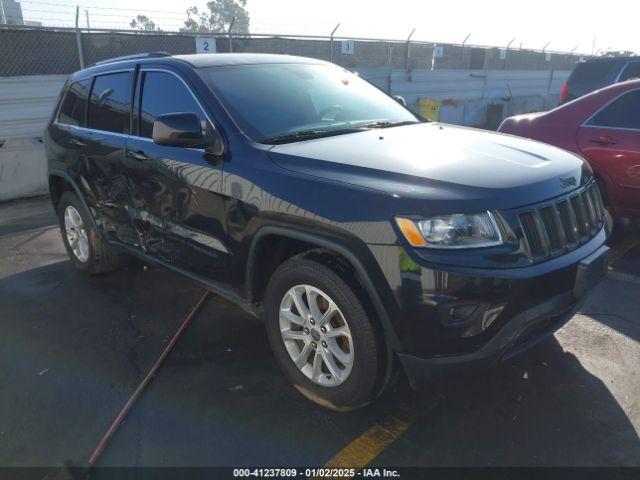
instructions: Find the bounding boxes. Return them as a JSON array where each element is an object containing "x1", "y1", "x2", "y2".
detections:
[{"x1": 1, "y1": 24, "x2": 584, "y2": 77}]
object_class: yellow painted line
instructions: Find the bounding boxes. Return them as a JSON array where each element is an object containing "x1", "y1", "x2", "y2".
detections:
[{"x1": 322, "y1": 415, "x2": 411, "y2": 477}]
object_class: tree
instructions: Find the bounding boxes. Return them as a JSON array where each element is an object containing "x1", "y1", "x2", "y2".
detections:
[
  {"x1": 180, "y1": 0, "x2": 250, "y2": 34},
  {"x1": 130, "y1": 15, "x2": 162, "y2": 32}
]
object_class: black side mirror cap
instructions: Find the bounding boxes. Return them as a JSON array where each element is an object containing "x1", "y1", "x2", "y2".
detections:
[
  {"x1": 152, "y1": 112, "x2": 206, "y2": 148},
  {"x1": 205, "y1": 128, "x2": 225, "y2": 157}
]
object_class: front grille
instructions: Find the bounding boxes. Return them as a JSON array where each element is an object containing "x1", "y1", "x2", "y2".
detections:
[{"x1": 518, "y1": 182, "x2": 605, "y2": 261}]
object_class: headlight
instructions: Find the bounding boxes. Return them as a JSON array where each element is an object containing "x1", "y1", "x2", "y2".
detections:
[{"x1": 395, "y1": 211, "x2": 503, "y2": 249}]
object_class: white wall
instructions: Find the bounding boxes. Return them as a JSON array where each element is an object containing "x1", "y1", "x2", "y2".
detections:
[
  {"x1": 0, "y1": 138, "x2": 48, "y2": 201},
  {"x1": 0, "y1": 75, "x2": 66, "y2": 201},
  {"x1": 0, "y1": 75, "x2": 67, "y2": 140}
]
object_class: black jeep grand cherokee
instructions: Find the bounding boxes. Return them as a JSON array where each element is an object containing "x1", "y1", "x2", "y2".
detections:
[{"x1": 46, "y1": 53, "x2": 610, "y2": 410}]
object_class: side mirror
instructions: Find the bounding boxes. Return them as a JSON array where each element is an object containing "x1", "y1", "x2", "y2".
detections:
[
  {"x1": 393, "y1": 95, "x2": 407, "y2": 107},
  {"x1": 152, "y1": 112, "x2": 225, "y2": 158},
  {"x1": 153, "y1": 112, "x2": 206, "y2": 148}
]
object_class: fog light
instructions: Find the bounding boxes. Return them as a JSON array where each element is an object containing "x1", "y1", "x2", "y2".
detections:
[
  {"x1": 438, "y1": 301, "x2": 506, "y2": 338},
  {"x1": 439, "y1": 302, "x2": 480, "y2": 327},
  {"x1": 448, "y1": 304, "x2": 479, "y2": 324},
  {"x1": 482, "y1": 305, "x2": 504, "y2": 330}
]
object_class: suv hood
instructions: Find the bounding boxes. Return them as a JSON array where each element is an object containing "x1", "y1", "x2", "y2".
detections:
[{"x1": 268, "y1": 122, "x2": 591, "y2": 211}]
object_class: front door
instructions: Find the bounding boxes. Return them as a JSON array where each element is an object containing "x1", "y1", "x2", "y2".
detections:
[
  {"x1": 577, "y1": 88, "x2": 640, "y2": 216},
  {"x1": 124, "y1": 68, "x2": 230, "y2": 284}
]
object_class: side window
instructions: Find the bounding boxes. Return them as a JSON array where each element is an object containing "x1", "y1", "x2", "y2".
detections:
[
  {"x1": 139, "y1": 71, "x2": 206, "y2": 138},
  {"x1": 619, "y1": 62, "x2": 640, "y2": 82},
  {"x1": 588, "y1": 90, "x2": 640, "y2": 130},
  {"x1": 58, "y1": 79, "x2": 90, "y2": 126},
  {"x1": 87, "y1": 72, "x2": 132, "y2": 134}
]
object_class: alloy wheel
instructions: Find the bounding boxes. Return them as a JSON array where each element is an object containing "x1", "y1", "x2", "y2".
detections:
[
  {"x1": 279, "y1": 284, "x2": 354, "y2": 387},
  {"x1": 64, "y1": 205, "x2": 89, "y2": 263}
]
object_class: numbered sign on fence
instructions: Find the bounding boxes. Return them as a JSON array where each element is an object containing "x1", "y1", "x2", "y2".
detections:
[
  {"x1": 341, "y1": 40, "x2": 355, "y2": 55},
  {"x1": 195, "y1": 37, "x2": 217, "y2": 54}
]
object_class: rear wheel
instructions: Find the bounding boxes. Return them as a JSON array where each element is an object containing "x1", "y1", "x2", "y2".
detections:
[
  {"x1": 57, "y1": 191, "x2": 120, "y2": 275},
  {"x1": 264, "y1": 254, "x2": 383, "y2": 411}
]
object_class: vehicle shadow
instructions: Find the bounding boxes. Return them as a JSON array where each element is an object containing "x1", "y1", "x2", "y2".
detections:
[{"x1": 370, "y1": 336, "x2": 640, "y2": 466}]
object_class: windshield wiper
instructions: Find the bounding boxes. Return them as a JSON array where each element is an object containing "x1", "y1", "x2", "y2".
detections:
[
  {"x1": 262, "y1": 128, "x2": 362, "y2": 145},
  {"x1": 357, "y1": 120, "x2": 421, "y2": 129},
  {"x1": 262, "y1": 120, "x2": 422, "y2": 144}
]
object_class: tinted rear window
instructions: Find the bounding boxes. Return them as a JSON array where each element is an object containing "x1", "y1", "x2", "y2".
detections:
[
  {"x1": 87, "y1": 72, "x2": 132, "y2": 134},
  {"x1": 58, "y1": 79, "x2": 90, "y2": 126},
  {"x1": 570, "y1": 62, "x2": 616, "y2": 84}
]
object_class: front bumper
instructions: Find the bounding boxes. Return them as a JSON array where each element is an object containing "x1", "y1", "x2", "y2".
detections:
[{"x1": 395, "y1": 245, "x2": 610, "y2": 388}]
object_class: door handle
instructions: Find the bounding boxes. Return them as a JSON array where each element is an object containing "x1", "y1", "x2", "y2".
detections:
[
  {"x1": 70, "y1": 138, "x2": 87, "y2": 147},
  {"x1": 589, "y1": 136, "x2": 617, "y2": 146},
  {"x1": 127, "y1": 150, "x2": 148, "y2": 161}
]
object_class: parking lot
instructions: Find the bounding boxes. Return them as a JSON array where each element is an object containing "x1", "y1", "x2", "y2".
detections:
[{"x1": 1, "y1": 195, "x2": 639, "y2": 470}]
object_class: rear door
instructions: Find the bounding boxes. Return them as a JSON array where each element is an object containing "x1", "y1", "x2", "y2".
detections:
[
  {"x1": 83, "y1": 70, "x2": 136, "y2": 244},
  {"x1": 577, "y1": 89, "x2": 640, "y2": 213},
  {"x1": 124, "y1": 68, "x2": 230, "y2": 283}
]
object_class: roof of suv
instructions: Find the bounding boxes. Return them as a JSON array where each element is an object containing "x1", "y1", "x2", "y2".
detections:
[
  {"x1": 173, "y1": 53, "x2": 326, "y2": 68},
  {"x1": 74, "y1": 53, "x2": 327, "y2": 79},
  {"x1": 578, "y1": 56, "x2": 640, "y2": 64}
]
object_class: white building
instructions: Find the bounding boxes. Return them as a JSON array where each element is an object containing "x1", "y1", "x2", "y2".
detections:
[{"x1": 0, "y1": 0, "x2": 24, "y2": 25}]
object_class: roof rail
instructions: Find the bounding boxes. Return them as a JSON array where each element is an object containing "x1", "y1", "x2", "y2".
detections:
[{"x1": 92, "y1": 52, "x2": 172, "y2": 67}]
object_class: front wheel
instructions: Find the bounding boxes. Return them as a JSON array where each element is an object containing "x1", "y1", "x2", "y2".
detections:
[{"x1": 264, "y1": 254, "x2": 384, "y2": 411}]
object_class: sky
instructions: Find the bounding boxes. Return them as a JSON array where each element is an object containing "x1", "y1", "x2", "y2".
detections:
[{"x1": 13, "y1": 0, "x2": 640, "y2": 55}]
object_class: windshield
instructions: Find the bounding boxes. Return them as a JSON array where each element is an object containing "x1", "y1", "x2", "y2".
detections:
[{"x1": 198, "y1": 63, "x2": 419, "y2": 143}]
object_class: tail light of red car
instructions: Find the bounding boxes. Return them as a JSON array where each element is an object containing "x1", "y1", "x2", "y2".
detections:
[{"x1": 560, "y1": 83, "x2": 568, "y2": 103}]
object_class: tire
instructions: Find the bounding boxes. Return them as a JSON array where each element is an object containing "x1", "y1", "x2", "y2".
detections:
[
  {"x1": 264, "y1": 253, "x2": 383, "y2": 411},
  {"x1": 57, "y1": 191, "x2": 120, "y2": 275}
]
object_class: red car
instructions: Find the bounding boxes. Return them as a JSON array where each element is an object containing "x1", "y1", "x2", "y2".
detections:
[{"x1": 499, "y1": 80, "x2": 640, "y2": 218}]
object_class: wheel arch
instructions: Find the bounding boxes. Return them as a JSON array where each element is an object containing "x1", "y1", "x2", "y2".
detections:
[
  {"x1": 246, "y1": 225, "x2": 401, "y2": 351},
  {"x1": 48, "y1": 170, "x2": 101, "y2": 233}
]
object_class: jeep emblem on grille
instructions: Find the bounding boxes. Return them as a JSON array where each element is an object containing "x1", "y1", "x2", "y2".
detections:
[{"x1": 559, "y1": 176, "x2": 577, "y2": 188}]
